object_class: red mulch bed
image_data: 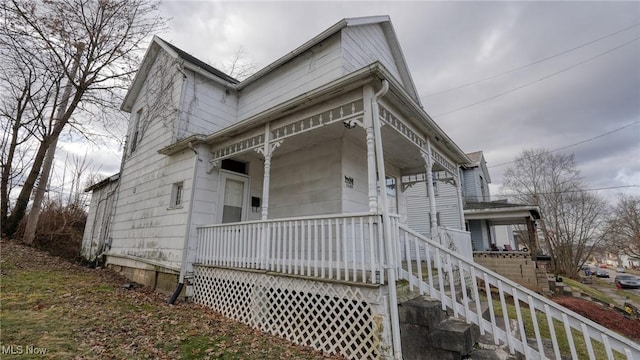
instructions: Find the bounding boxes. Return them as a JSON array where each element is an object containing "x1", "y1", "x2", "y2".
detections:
[{"x1": 553, "y1": 296, "x2": 640, "y2": 340}]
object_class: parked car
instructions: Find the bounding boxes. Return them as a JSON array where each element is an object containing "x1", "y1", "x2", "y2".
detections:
[
  {"x1": 616, "y1": 266, "x2": 626, "y2": 273},
  {"x1": 596, "y1": 269, "x2": 610, "y2": 278},
  {"x1": 599, "y1": 264, "x2": 608, "y2": 268},
  {"x1": 615, "y1": 274, "x2": 640, "y2": 289}
]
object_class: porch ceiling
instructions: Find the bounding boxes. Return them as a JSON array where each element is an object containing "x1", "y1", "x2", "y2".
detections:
[
  {"x1": 378, "y1": 124, "x2": 446, "y2": 175},
  {"x1": 270, "y1": 121, "x2": 440, "y2": 176}
]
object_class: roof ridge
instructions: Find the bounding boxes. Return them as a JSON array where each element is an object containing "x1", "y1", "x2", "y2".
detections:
[{"x1": 156, "y1": 36, "x2": 239, "y2": 84}]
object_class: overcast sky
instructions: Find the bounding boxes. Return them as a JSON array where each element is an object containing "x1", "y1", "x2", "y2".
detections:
[{"x1": 62, "y1": 0, "x2": 640, "y2": 202}]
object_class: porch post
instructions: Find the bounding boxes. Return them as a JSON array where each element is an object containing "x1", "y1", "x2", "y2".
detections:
[
  {"x1": 257, "y1": 123, "x2": 282, "y2": 221},
  {"x1": 421, "y1": 140, "x2": 438, "y2": 240},
  {"x1": 363, "y1": 85, "x2": 378, "y2": 213},
  {"x1": 455, "y1": 170, "x2": 465, "y2": 230},
  {"x1": 526, "y1": 217, "x2": 537, "y2": 258}
]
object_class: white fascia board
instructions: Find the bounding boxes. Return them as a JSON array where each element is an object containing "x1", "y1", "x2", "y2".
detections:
[{"x1": 464, "y1": 206, "x2": 539, "y2": 220}]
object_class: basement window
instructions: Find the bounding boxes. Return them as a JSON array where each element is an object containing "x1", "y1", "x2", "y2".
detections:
[{"x1": 170, "y1": 182, "x2": 184, "y2": 209}]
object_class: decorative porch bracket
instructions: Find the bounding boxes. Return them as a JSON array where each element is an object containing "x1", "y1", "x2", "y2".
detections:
[{"x1": 378, "y1": 104, "x2": 457, "y2": 179}]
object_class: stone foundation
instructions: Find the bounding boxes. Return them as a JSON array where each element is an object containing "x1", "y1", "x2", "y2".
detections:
[{"x1": 473, "y1": 252, "x2": 549, "y2": 293}]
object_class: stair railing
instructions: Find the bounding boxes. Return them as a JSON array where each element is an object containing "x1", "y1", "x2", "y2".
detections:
[{"x1": 396, "y1": 223, "x2": 640, "y2": 360}]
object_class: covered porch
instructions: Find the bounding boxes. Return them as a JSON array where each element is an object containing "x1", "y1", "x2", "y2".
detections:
[{"x1": 185, "y1": 75, "x2": 471, "y2": 272}]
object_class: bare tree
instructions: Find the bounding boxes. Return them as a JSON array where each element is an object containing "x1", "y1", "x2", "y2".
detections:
[
  {"x1": 502, "y1": 148, "x2": 609, "y2": 276},
  {"x1": 219, "y1": 47, "x2": 258, "y2": 81},
  {"x1": 0, "y1": 26, "x2": 61, "y2": 233},
  {"x1": 607, "y1": 194, "x2": 640, "y2": 258},
  {"x1": 0, "y1": 0, "x2": 166, "y2": 239}
]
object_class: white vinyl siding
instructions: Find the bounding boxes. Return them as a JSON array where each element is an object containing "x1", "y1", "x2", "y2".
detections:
[
  {"x1": 341, "y1": 135, "x2": 369, "y2": 213},
  {"x1": 176, "y1": 69, "x2": 237, "y2": 138},
  {"x1": 237, "y1": 35, "x2": 344, "y2": 120},
  {"x1": 406, "y1": 175, "x2": 462, "y2": 236},
  {"x1": 341, "y1": 24, "x2": 402, "y2": 82},
  {"x1": 268, "y1": 139, "x2": 342, "y2": 218}
]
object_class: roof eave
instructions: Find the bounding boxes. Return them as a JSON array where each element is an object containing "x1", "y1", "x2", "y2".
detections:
[
  {"x1": 84, "y1": 173, "x2": 120, "y2": 192},
  {"x1": 157, "y1": 134, "x2": 207, "y2": 156}
]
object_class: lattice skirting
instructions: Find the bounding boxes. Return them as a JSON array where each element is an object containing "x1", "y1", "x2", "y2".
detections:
[{"x1": 193, "y1": 265, "x2": 393, "y2": 359}]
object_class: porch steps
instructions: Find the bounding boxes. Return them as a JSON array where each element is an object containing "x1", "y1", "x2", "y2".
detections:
[
  {"x1": 399, "y1": 295, "x2": 490, "y2": 360},
  {"x1": 398, "y1": 295, "x2": 568, "y2": 360}
]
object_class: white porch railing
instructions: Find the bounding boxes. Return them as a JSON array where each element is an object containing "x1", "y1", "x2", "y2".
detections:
[
  {"x1": 396, "y1": 223, "x2": 640, "y2": 360},
  {"x1": 438, "y1": 226, "x2": 473, "y2": 260},
  {"x1": 196, "y1": 213, "x2": 386, "y2": 284}
]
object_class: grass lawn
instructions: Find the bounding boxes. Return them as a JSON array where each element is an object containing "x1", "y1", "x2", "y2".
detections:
[
  {"x1": 490, "y1": 297, "x2": 629, "y2": 360},
  {"x1": 0, "y1": 240, "x2": 343, "y2": 359}
]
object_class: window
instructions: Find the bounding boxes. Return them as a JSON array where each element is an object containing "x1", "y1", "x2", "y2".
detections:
[
  {"x1": 432, "y1": 180, "x2": 439, "y2": 197},
  {"x1": 221, "y1": 159, "x2": 247, "y2": 174},
  {"x1": 170, "y1": 182, "x2": 184, "y2": 208},
  {"x1": 130, "y1": 108, "x2": 142, "y2": 154},
  {"x1": 385, "y1": 175, "x2": 397, "y2": 214}
]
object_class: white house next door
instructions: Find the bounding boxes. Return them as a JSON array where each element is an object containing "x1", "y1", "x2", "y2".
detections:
[{"x1": 219, "y1": 171, "x2": 249, "y2": 223}]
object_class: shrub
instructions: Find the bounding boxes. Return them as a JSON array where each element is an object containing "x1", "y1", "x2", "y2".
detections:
[{"x1": 16, "y1": 200, "x2": 87, "y2": 261}]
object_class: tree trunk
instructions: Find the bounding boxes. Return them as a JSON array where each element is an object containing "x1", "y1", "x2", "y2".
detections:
[
  {"x1": 22, "y1": 46, "x2": 83, "y2": 245},
  {"x1": 1, "y1": 111, "x2": 24, "y2": 234},
  {"x1": 22, "y1": 137, "x2": 59, "y2": 245},
  {"x1": 4, "y1": 137, "x2": 51, "y2": 237}
]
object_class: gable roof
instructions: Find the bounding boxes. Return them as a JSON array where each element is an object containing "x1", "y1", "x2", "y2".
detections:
[
  {"x1": 162, "y1": 40, "x2": 239, "y2": 84},
  {"x1": 121, "y1": 36, "x2": 238, "y2": 112},
  {"x1": 463, "y1": 150, "x2": 491, "y2": 183},
  {"x1": 465, "y1": 151, "x2": 484, "y2": 166}
]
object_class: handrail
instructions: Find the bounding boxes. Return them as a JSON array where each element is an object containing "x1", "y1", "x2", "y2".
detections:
[
  {"x1": 397, "y1": 223, "x2": 640, "y2": 359},
  {"x1": 198, "y1": 212, "x2": 375, "y2": 228}
]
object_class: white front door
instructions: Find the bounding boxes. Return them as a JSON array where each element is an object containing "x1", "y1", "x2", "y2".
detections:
[{"x1": 219, "y1": 171, "x2": 249, "y2": 223}]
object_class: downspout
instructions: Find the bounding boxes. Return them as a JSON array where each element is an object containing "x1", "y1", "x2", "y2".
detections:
[
  {"x1": 169, "y1": 66, "x2": 191, "y2": 304},
  {"x1": 371, "y1": 79, "x2": 402, "y2": 359},
  {"x1": 175, "y1": 61, "x2": 188, "y2": 139},
  {"x1": 103, "y1": 136, "x2": 130, "y2": 261},
  {"x1": 170, "y1": 141, "x2": 199, "y2": 304}
]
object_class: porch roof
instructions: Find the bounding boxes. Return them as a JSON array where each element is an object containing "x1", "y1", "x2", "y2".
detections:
[
  {"x1": 464, "y1": 201, "x2": 541, "y2": 225},
  {"x1": 158, "y1": 63, "x2": 471, "y2": 170}
]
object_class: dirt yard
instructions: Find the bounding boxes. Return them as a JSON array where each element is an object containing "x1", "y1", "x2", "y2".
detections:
[{"x1": 0, "y1": 239, "x2": 343, "y2": 359}]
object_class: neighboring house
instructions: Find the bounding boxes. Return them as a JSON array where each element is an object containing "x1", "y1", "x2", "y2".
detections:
[
  {"x1": 460, "y1": 151, "x2": 540, "y2": 254},
  {"x1": 406, "y1": 150, "x2": 546, "y2": 292},
  {"x1": 405, "y1": 151, "x2": 540, "y2": 254},
  {"x1": 82, "y1": 16, "x2": 638, "y2": 360}
]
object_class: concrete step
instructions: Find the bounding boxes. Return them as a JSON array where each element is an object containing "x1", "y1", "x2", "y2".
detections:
[
  {"x1": 430, "y1": 318, "x2": 479, "y2": 354},
  {"x1": 399, "y1": 295, "x2": 448, "y2": 330}
]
